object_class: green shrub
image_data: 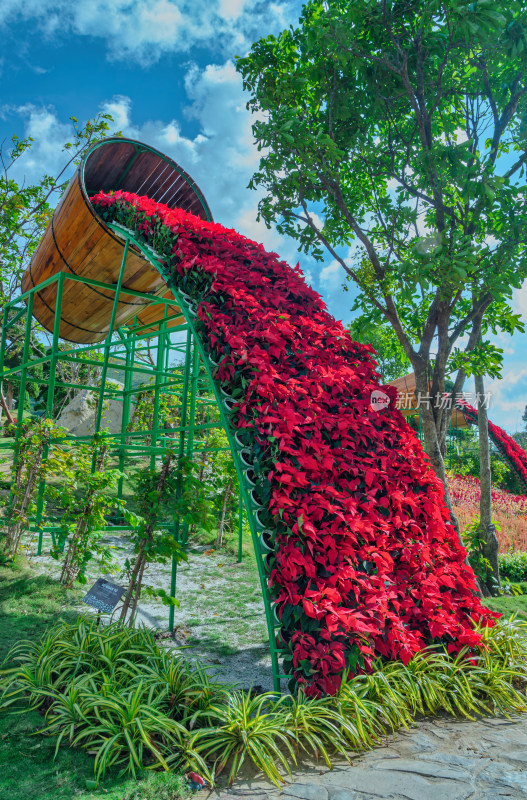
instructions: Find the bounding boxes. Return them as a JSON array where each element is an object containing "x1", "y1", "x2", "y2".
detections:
[
  {"x1": 499, "y1": 551, "x2": 527, "y2": 582},
  {"x1": 0, "y1": 618, "x2": 212, "y2": 781},
  {"x1": 1, "y1": 614, "x2": 527, "y2": 788}
]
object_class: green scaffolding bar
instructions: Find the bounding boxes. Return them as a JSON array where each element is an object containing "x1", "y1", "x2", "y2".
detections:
[
  {"x1": 35, "y1": 271, "x2": 65, "y2": 555},
  {"x1": 94, "y1": 239, "x2": 130, "y2": 435},
  {"x1": 2, "y1": 244, "x2": 285, "y2": 693},
  {"x1": 168, "y1": 328, "x2": 193, "y2": 632},
  {"x1": 117, "y1": 321, "x2": 136, "y2": 503}
]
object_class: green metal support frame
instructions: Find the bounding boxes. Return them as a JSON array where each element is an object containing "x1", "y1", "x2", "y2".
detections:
[
  {"x1": 102, "y1": 223, "x2": 284, "y2": 692},
  {"x1": 0, "y1": 230, "x2": 285, "y2": 691}
]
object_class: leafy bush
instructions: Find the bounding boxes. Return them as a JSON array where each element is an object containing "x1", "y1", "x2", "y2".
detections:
[
  {"x1": 0, "y1": 618, "x2": 213, "y2": 780},
  {"x1": 2, "y1": 615, "x2": 527, "y2": 788},
  {"x1": 499, "y1": 551, "x2": 527, "y2": 582}
]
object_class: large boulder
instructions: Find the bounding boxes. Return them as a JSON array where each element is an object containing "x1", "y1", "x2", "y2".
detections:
[{"x1": 57, "y1": 388, "x2": 128, "y2": 436}]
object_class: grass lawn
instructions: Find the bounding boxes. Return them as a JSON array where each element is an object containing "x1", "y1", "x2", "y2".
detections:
[
  {"x1": 485, "y1": 583, "x2": 527, "y2": 618},
  {"x1": 0, "y1": 560, "x2": 188, "y2": 800}
]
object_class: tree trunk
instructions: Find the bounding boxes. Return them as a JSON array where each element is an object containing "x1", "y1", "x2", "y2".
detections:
[
  {"x1": 119, "y1": 542, "x2": 146, "y2": 624},
  {"x1": 119, "y1": 452, "x2": 174, "y2": 625},
  {"x1": 5, "y1": 383, "x2": 14, "y2": 411},
  {"x1": 475, "y1": 372, "x2": 500, "y2": 596},
  {"x1": 413, "y1": 368, "x2": 462, "y2": 540},
  {"x1": 0, "y1": 390, "x2": 15, "y2": 424},
  {"x1": 216, "y1": 479, "x2": 233, "y2": 549}
]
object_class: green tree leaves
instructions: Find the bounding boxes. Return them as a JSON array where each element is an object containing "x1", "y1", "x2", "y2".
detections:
[{"x1": 237, "y1": 0, "x2": 527, "y2": 497}]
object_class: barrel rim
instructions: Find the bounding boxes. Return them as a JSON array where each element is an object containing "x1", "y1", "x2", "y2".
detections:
[
  {"x1": 23, "y1": 136, "x2": 213, "y2": 343},
  {"x1": 80, "y1": 135, "x2": 213, "y2": 222}
]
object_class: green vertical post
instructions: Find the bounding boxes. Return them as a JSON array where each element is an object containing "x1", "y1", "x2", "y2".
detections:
[
  {"x1": 237, "y1": 490, "x2": 243, "y2": 563},
  {"x1": 150, "y1": 309, "x2": 168, "y2": 470},
  {"x1": 94, "y1": 239, "x2": 129, "y2": 434},
  {"x1": 118, "y1": 321, "x2": 136, "y2": 502},
  {"x1": 0, "y1": 303, "x2": 15, "y2": 524},
  {"x1": 15, "y1": 293, "x2": 34, "y2": 442},
  {"x1": 180, "y1": 340, "x2": 200, "y2": 546},
  {"x1": 35, "y1": 272, "x2": 65, "y2": 555},
  {"x1": 45, "y1": 273, "x2": 65, "y2": 419},
  {"x1": 0, "y1": 304, "x2": 9, "y2": 415},
  {"x1": 169, "y1": 326, "x2": 192, "y2": 632},
  {"x1": 7, "y1": 294, "x2": 34, "y2": 548}
]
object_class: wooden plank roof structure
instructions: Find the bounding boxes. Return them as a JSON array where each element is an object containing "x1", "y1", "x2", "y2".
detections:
[{"x1": 387, "y1": 372, "x2": 469, "y2": 428}]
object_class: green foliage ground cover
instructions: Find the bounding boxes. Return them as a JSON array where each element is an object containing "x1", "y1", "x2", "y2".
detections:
[
  {"x1": 0, "y1": 562, "x2": 189, "y2": 800},
  {"x1": 3, "y1": 560, "x2": 527, "y2": 793},
  {"x1": 499, "y1": 551, "x2": 527, "y2": 583}
]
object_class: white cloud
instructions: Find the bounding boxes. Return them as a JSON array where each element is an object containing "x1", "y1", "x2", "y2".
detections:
[
  {"x1": 513, "y1": 280, "x2": 527, "y2": 321},
  {"x1": 101, "y1": 96, "x2": 131, "y2": 130},
  {"x1": 218, "y1": 0, "x2": 247, "y2": 20},
  {"x1": 236, "y1": 206, "x2": 283, "y2": 252},
  {"x1": 3, "y1": 104, "x2": 76, "y2": 184},
  {"x1": 439, "y1": 128, "x2": 469, "y2": 146},
  {"x1": 305, "y1": 212, "x2": 324, "y2": 231},
  {"x1": 487, "y1": 365, "x2": 527, "y2": 413},
  {"x1": 0, "y1": 0, "x2": 301, "y2": 63},
  {"x1": 319, "y1": 259, "x2": 342, "y2": 291}
]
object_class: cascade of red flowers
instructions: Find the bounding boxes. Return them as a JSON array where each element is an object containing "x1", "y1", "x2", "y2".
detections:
[
  {"x1": 457, "y1": 399, "x2": 527, "y2": 491},
  {"x1": 91, "y1": 190, "x2": 497, "y2": 695}
]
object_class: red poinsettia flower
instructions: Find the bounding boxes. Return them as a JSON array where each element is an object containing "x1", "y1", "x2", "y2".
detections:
[{"x1": 91, "y1": 190, "x2": 498, "y2": 696}]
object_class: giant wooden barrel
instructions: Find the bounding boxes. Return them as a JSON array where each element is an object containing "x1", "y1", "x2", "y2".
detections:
[{"x1": 21, "y1": 137, "x2": 212, "y2": 344}]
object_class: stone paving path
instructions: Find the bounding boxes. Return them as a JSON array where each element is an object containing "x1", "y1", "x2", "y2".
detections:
[{"x1": 204, "y1": 714, "x2": 527, "y2": 800}]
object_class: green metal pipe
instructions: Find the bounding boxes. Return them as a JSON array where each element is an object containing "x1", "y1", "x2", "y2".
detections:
[
  {"x1": 118, "y1": 323, "x2": 135, "y2": 501},
  {"x1": 168, "y1": 328, "x2": 193, "y2": 632},
  {"x1": 0, "y1": 304, "x2": 10, "y2": 418},
  {"x1": 3, "y1": 306, "x2": 27, "y2": 331},
  {"x1": 15, "y1": 294, "x2": 34, "y2": 442},
  {"x1": 237, "y1": 491, "x2": 243, "y2": 563},
  {"x1": 94, "y1": 240, "x2": 130, "y2": 434},
  {"x1": 180, "y1": 340, "x2": 200, "y2": 546},
  {"x1": 35, "y1": 272, "x2": 65, "y2": 555},
  {"x1": 150, "y1": 312, "x2": 168, "y2": 469}
]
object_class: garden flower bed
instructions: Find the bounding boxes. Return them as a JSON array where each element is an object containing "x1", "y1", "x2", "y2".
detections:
[
  {"x1": 91, "y1": 190, "x2": 496, "y2": 696},
  {"x1": 448, "y1": 473, "x2": 527, "y2": 551},
  {"x1": 458, "y1": 400, "x2": 527, "y2": 490}
]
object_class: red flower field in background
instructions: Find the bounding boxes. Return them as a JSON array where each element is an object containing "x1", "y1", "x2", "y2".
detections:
[
  {"x1": 91, "y1": 190, "x2": 497, "y2": 695},
  {"x1": 458, "y1": 400, "x2": 527, "y2": 491},
  {"x1": 448, "y1": 473, "x2": 527, "y2": 551}
]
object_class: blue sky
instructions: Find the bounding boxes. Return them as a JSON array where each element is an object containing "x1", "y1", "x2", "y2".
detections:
[{"x1": 1, "y1": 0, "x2": 526, "y2": 433}]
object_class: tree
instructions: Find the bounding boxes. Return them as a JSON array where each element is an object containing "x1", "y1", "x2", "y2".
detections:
[
  {"x1": 475, "y1": 371, "x2": 500, "y2": 594},
  {"x1": 237, "y1": 0, "x2": 527, "y2": 523},
  {"x1": 348, "y1": 314, "x2": 411, "y2": 382},
  {"x1": 523, "y1": 403, "x2": 527, "y2": 429},
  {"x1": 0, "y1": 114, "x2": 117, "y2": 418},
  {"x1": 0, "y1": 309, "x2": 45, "y2": 419},
  {"x1": 119, "y1": 454, "x2": 211, "y2": 625}
]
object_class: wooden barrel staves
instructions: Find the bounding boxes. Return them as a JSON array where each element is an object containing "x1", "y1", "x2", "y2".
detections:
[{"x1": 21, "y1": 137, "x2": 212, "y2": 344}]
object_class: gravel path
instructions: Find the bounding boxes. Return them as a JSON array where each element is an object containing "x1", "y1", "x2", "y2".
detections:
[{"x1": 30, "y1": 534, "x2": 275, "y2": 691}]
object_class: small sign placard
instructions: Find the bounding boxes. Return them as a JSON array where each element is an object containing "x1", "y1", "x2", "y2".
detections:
[{"x1": 82, "y1": 578, "x2": 125, "y2": 614}]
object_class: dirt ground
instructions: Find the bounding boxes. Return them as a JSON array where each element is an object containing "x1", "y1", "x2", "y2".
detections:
[{"x1": 28, "y1": 531, "x2": 276, "y2": 692}]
